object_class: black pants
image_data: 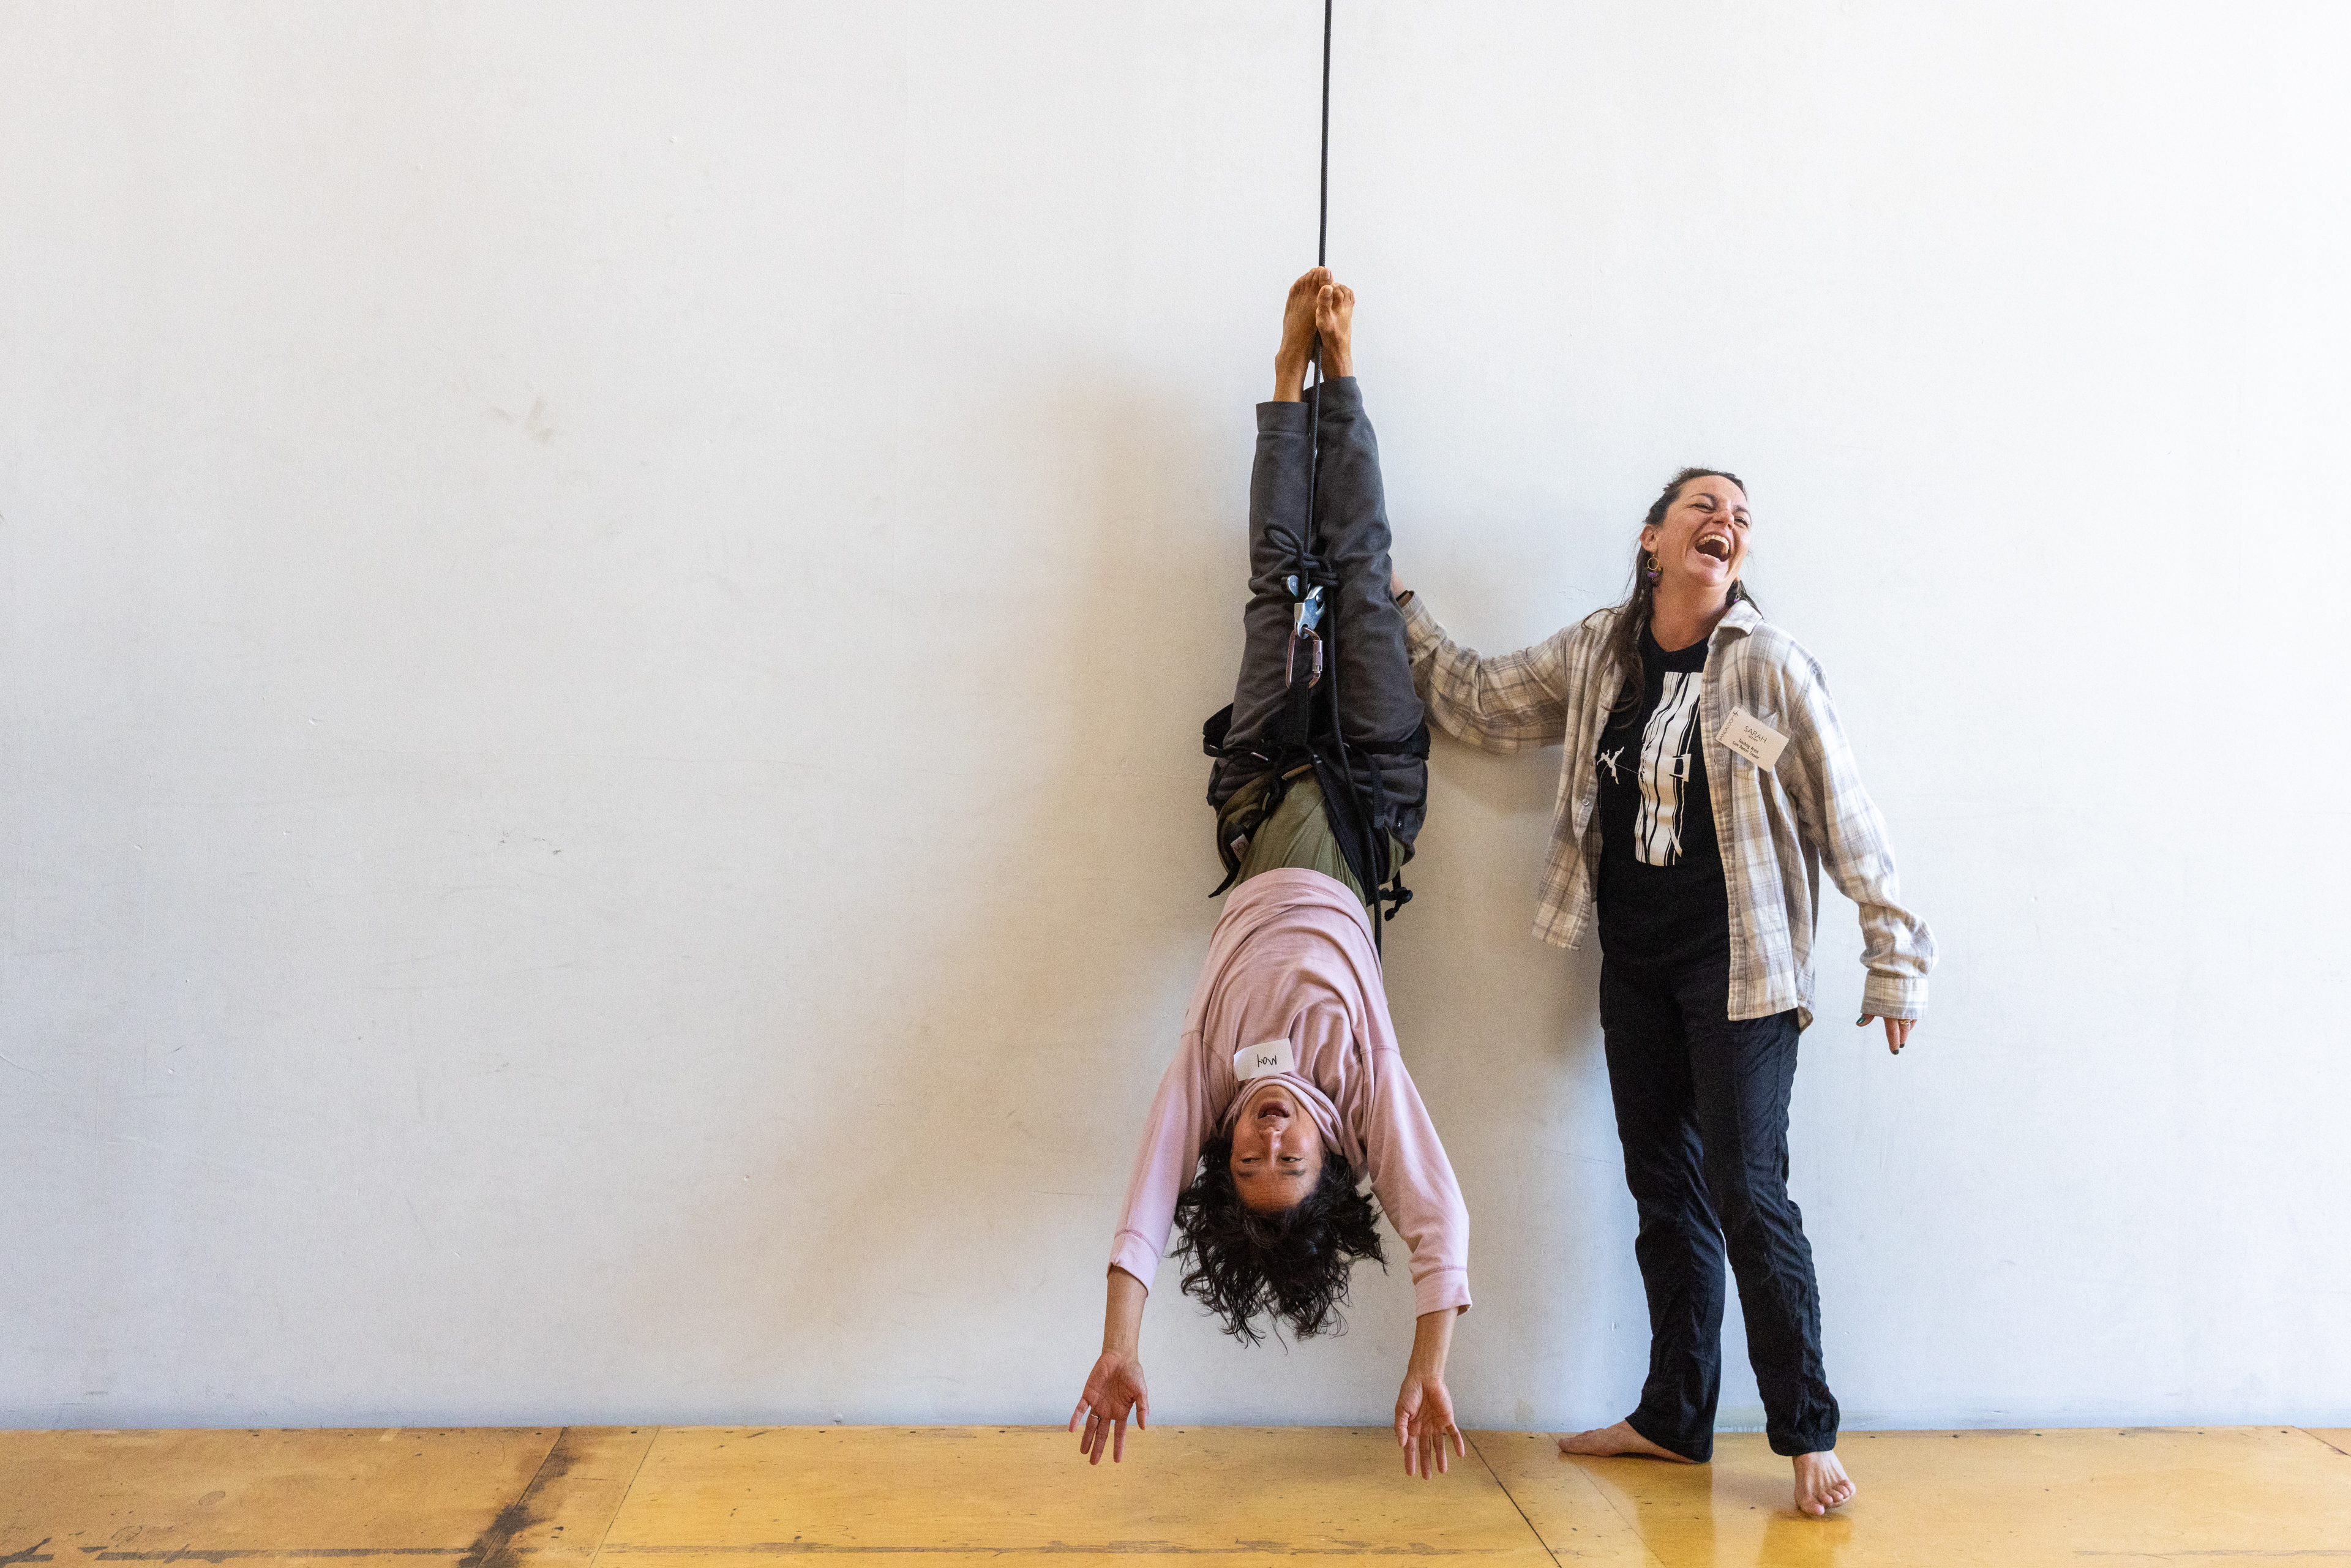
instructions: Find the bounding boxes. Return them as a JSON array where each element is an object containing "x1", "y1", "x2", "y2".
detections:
[
  {"x1": 1207, "y1": 377, "x2": 1427, "y2": 852},
  {"x1": 1600, "y1": 956, "x2": 1839, "y2": 1460}
]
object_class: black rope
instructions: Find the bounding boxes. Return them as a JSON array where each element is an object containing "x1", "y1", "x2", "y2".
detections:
[{"x1": 1318, "y1": 0, "x2": 1332, "y2": 269}]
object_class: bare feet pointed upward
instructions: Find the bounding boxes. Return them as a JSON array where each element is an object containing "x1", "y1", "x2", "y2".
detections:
[
  {"x1": 1556, "y1": 1419, "x2": 1696, "y2": 1462},
  {"x1": 1273, "y1": 268, "x2": 1355, "y2": 401}
]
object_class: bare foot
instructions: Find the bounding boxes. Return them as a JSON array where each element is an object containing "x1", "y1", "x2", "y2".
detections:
[
  {"x1": 1273, "y1": 268, "x2": 1330, "y2": 397},
  {"x1": 1556, "y1": 1419, "x2": 1696, "y2": 1462},
  {"x1": 1313, "y1": 280, "x2": 1354, "y2": 379},
  {"x1": 1792, "y1": 1449, "x2": 1855, "y2": 1515}
]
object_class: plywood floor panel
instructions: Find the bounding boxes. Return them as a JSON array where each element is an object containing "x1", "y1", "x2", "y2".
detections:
[
  {"x1": 0, "y1": 1427, "x2": 557, "y2": 1564},
  {"x1": 503, "y1": 1427, "x2": 660, "y2": 1567},
  {"x1": 1485, "y1": 1426, "x2": 2351, "y2": 1567},
  {"x1": 597, "y1": 1425, "x2": 1555, "y2": 1566}
]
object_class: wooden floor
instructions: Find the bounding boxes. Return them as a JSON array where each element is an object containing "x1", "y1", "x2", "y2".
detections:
[{"x1": 4, "y1": 1425, "x2": 2347, "y2": 1567}]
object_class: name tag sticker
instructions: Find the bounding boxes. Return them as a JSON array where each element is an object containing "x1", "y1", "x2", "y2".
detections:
[
  {"x1": 1234, "y1": 1037, "x2": 1295, "y2": 1081},
  {"x1": 1720, "y1": 706, "x2": 1790, "y2": 771}
]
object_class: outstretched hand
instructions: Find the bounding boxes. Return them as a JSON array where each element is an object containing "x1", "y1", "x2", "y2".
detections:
[
  {"x1": 1393, "y1": 1370, "x2": 1466, "y2": 1480},
  {"x1": 1070, "y1": 1350, "x2": 1149, "y2": 1465}
]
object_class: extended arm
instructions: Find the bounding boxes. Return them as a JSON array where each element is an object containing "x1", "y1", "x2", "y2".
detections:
[
  {"x1": 1775, "y1": 658, "x2": 1935, "y2": 1052},
  {"x1": 1081, "y1": 1038, "x2": 1209, "y2": 1466},
  {"x1": 1070, "y1": 1267, "x2": 1150, "y2": 1464},
  {"x1": 1350, "y1": 1036, "x2": 1473, "y2": 1479},
  {"x1": 1393, "y1": 1307, "x2": 1468, "y2": 1479},
  {"x1": 1396, "y1": 596, "x2": 1577, "y2": 754}
]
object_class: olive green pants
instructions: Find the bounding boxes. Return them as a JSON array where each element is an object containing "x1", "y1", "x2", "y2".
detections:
[{"x1": 1220, "y1": 769, "x2": 1401, "y2": 907}]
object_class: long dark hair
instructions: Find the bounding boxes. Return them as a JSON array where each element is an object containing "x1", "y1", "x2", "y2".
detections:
[
  {"x1": 1590, "y1": 467, "x2": 1753, "y2": 711},
  {"x1": 1170, "y1": 1131, "x2": 1386, "y2": 1344}
]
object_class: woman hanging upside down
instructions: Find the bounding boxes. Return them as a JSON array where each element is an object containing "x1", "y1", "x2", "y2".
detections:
[{"x1": 1068, "y1": 269, "x2": 1471, "y2": 1482}]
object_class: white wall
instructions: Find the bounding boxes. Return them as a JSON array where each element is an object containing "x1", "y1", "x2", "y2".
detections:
[{"x1": 4, "y1": 1, "x2": 2345, "y2": 1433}]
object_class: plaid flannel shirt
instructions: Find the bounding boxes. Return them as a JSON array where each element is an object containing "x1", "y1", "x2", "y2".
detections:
[{"x1": 1401, "y1": 595, "x2": 1933, "y2": 1027}]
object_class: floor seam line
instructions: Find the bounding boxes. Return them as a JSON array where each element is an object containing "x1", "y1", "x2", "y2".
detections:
[
  {"x1": 1468, "y1": 1434, "x2": 1639, "y2": 1568},
  {"x1": 583, "y1": 1428, "x2": 662, "y2": 1568},
  {"x1": 463, "y1": 1428, "x2": 569, "y2": 1568},
  {"x1": 1528, "y1": 1440, "x2": 1670, "y2": 1568}
]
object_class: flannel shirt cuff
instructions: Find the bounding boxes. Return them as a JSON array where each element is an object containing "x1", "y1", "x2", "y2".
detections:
[{"x1": 1860, "y1": 973, "x2": 1927, "y2": 1020}]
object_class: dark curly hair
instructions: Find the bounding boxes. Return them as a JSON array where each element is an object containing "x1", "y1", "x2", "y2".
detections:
[{"x1": 1170, "y1": 1131, "x2": 1387, "y2": 1344}]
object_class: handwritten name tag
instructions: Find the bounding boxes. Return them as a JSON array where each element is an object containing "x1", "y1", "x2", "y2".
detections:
[
  {"x1": 1234, "y1": 1037, "x2": 1295, "y2": 1081},
  {"x1": 1719, "y1": 706, "x2": 1790, "y2": 771}
]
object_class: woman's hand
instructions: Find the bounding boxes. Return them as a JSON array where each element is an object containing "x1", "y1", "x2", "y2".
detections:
[
  {"x1": 1072, "y1": 1267, "x2": 1150, "y2": 1465},
  {"x1": 1858, "y1": 1014, "x2": 1915, "y2": 1054},
  {"x1": 1392, "y1": 1307, "x2": 1465, "y2": 1479},
  {"x1": 1393, "y1": 1368, "x2": 1465, "y2": 1479},
  {"x1": 1069, "y1": 1350, "x2": 1149, "y2": 1465}
]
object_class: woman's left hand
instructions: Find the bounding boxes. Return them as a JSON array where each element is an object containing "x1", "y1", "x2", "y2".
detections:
[
  {"x1": 1393, "y1": 1370, "x2": 1466, "y2": 1480},
  {"x1": 1858, "y1": 1014, "x2": 1914, "y2": 1054}
]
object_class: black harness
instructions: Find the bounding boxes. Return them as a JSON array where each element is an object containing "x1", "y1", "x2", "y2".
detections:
[{"x1": 1202, "y1": 522, "x2": 1427, "y2": 945}]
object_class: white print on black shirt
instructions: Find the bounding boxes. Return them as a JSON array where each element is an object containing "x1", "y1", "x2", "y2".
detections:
[
  {"x1": 1634, "y1": 673, "x2": 1704, "y2": 866},
  {"x1": 1598, "y1": 746, "x2": 1625, "y2": 784}
]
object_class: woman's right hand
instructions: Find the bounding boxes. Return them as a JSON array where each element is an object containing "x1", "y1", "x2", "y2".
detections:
[{"x1": 1070, "y1": 1351, "x2": 1150, "y2": 1464}]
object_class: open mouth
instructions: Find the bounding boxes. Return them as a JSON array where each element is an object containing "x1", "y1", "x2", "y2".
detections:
[{"x1": 1695, "y1": 535, "x2": 1731, "y2": 562}]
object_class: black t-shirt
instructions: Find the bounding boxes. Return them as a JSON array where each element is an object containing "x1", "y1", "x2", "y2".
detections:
[{"x1": 1595, "y1": 625, "x2": 1731, "y2": 972}]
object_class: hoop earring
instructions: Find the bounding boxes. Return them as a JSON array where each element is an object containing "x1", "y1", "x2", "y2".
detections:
[{"x1": 1644, "y1": 553, "x2": 1662, "y2": 585}]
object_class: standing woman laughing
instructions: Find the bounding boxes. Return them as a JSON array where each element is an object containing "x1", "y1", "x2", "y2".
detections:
[{"x1": 1392, "y1": 470, "x2": 1933, "y2": 1517}]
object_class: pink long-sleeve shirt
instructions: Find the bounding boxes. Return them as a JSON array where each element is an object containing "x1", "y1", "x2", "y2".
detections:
[{"x1": 1109, "y1": 868, "x2": 1471, "y2": 1318}]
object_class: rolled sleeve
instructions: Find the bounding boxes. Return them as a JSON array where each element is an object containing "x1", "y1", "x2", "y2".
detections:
[
  {"x1": 1108, "y1": 1233, "x2": 1164, "y2": 1292},
  {"x1": 1412, "y1": 1266, "x2": 1473, "y2": 1318},
  {"x1": 1359, "y1": 1045, "x2": 1473, "y2": 1319},
  {"x1": 1106, "y1": 1045, "x2": 1209, "y2": 1297},
  {"x1": 1861, "y1": 971, "x2": 1927, "y2": 1021}
]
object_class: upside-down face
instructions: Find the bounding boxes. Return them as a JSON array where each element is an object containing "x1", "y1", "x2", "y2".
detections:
[{"x1": 1229, "y1": 1078, "x2": 1327, "y2": 1212}]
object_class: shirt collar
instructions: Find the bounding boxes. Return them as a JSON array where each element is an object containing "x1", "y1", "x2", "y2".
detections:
[{"x1": 1714, "y1": 596, "x2": 1764, "y2": 642}]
